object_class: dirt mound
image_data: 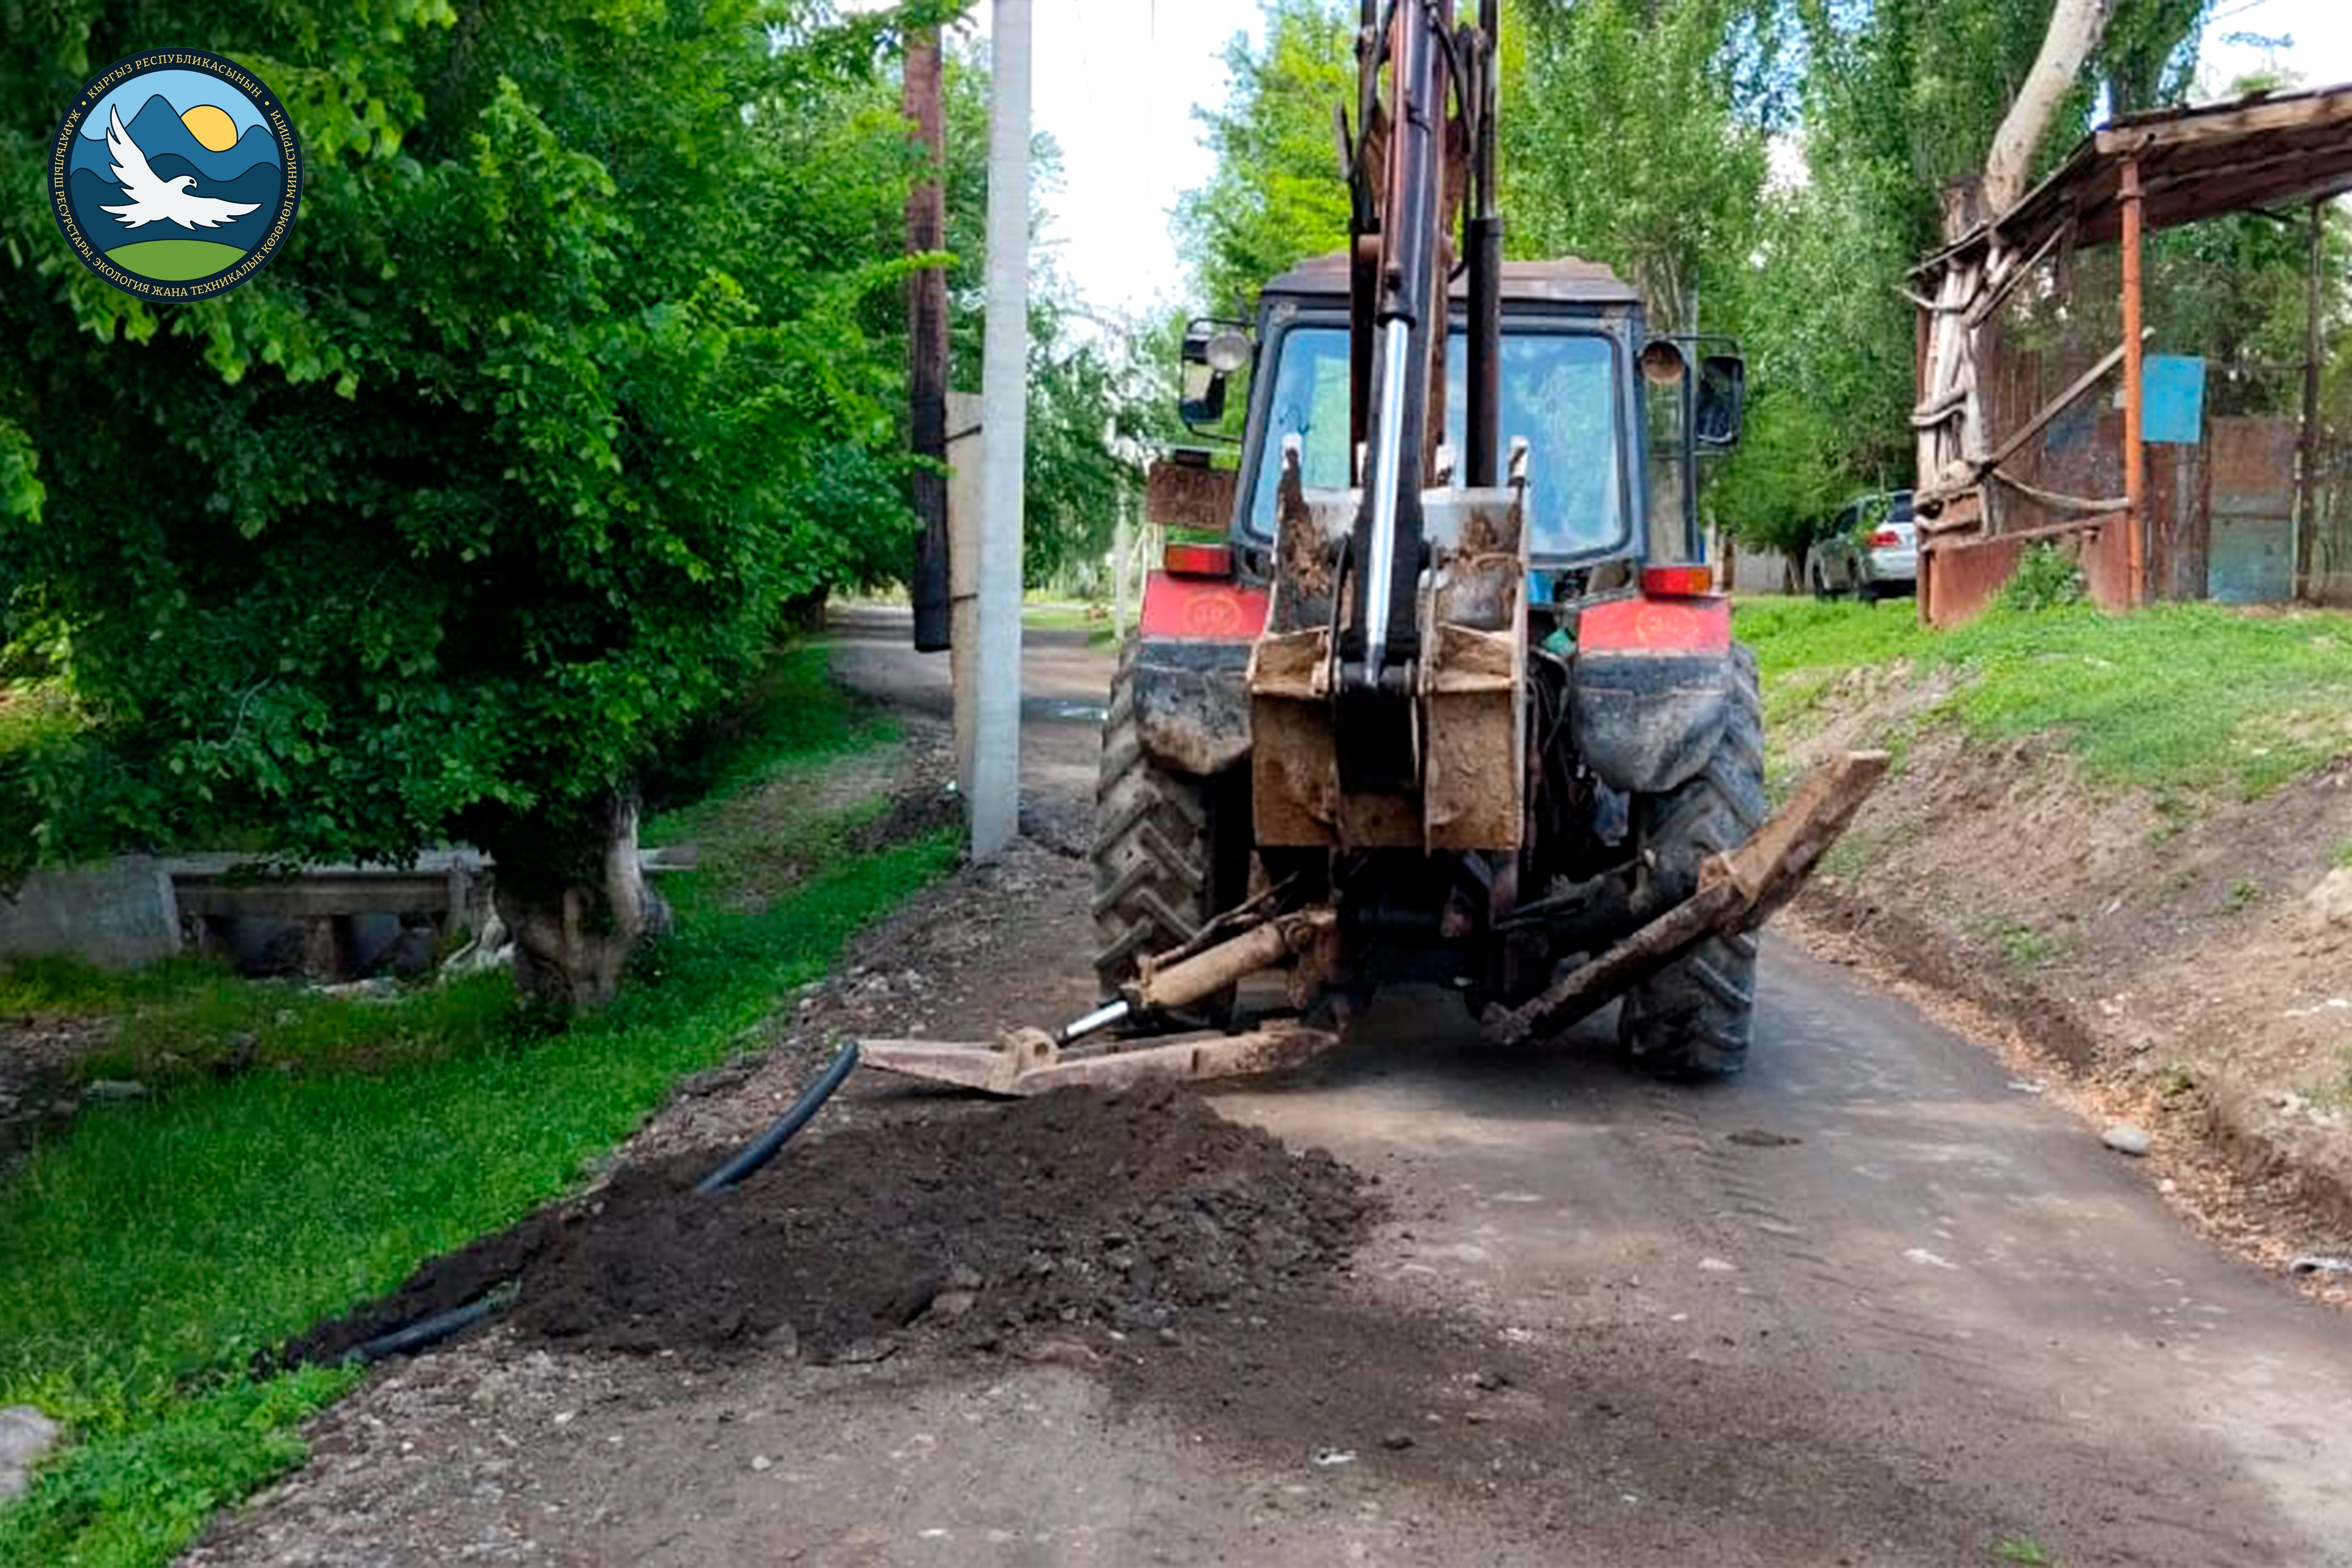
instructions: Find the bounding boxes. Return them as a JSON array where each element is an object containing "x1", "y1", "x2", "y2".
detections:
[{"x1": 287, "y1": 1084, "x2": 1377, "y2": 1367}]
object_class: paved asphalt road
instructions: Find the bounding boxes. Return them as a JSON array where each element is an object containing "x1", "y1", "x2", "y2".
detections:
[
  {"x1": 194, "y1": 606, "x2": 2352, "y2": 1568},
  {"x1": 828, "y1": 603, "x2": 2352, "y2": 1567}
]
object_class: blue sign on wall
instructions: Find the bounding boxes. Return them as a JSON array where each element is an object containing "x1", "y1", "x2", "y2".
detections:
[{"x1": 2143, "y1": 355, "x2": 2206, "y2": 444}]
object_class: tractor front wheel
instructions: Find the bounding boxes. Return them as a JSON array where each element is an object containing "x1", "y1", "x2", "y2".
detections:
[
  {"x1": 1091, "y1": 639, "x2": 1249, "y2": 1022},
  {"x1": 1617, "y1": 642, "x2": 1768, "y2": 1078}
]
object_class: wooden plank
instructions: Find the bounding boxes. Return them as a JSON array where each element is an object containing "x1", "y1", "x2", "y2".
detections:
[
  {"x1": 1916, "y1": 490, "x2": 1985, "y2": 535},
  {"x1": 1911, "y1": 384, "x2": 1969, "y2": 429},
  {"x1": 1916, "y1": 85, "x2": 2352, "y2": 279},
  {"x1": 176, "y1": 880, "x2": 455, "y2": 918},
  {"x1": 2095, "y1": 87, "x2": 2352, "y2": 158},
  {"x1": 1921, "y1": 513, "x2": 2118, "y2": 554},
  {"x1": 1980, "y1": 334, "x2": 2140, "y2": 478},
  {"x1": 1480, "y1": 751, "x2": 1890, "y2": 1049},
  {"x1": 1964, "y1": 227, "x2": 2065, "y2": 330}
]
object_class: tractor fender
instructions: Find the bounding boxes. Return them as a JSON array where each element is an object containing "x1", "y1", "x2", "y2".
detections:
[
  {"x1": 1128, "y1": 572, "x2": 1268, "y2": 777},
  {"x1": 1133, "y1": 639, "x2": 1255, "y2": 776},
  {"x1": 1568, "y1": 594, "x2": 1735, "y2": 795}
]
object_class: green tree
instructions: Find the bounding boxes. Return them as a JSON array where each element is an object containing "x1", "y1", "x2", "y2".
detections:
[
  {"x1": 1719, "y1": 0, "x2": 2211, "y2": 563},
  {"x1": 0, "y1": 0, "x2": 960, "y2": 1008},
  {"x1": 1024, "y1": 314, "x2": 1167, "y2": 589},
  {"x1": 1175, "y1": 0, "x2": 1355, "y2": 315},
  {"x1": 1506, "y1": 0, "x2": 1780, "y2": 334}
]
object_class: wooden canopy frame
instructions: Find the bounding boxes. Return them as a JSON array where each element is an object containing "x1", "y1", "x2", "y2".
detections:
[{"x1": 1912, "y1": 83, "x2": 2352, "y2": 611}]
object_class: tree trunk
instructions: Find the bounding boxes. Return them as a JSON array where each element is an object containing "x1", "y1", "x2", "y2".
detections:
[
  {"x1": 1980, "y1": 0, "x2": 2118, "y2": 220},
  {"x1": 1918, "y1": 0, "x2": 2120, "y2": 514},
  {"x1": 490, "y1": 795, "x2": 671, "y2": 1014}
]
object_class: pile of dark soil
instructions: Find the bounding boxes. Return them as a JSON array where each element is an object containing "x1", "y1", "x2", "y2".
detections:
[{"x1": 287, "y1": 1084, "x2": 1377, "y2": 1366}]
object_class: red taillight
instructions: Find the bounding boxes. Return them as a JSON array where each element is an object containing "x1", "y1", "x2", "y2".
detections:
[
  {"x1": 1162, "y1": 542, "x2": 1233, "y2": 579},
  {"x1": 1869, "y1": 529, "x2": 1901, "y2": 548},
  {"x1": 1641, "y1": 564, "x2": 1716, "y2": 598}
]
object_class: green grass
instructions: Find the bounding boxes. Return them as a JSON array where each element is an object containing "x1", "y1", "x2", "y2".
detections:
[
  {"x1": 2332, "y1": 838, "x2": 2352, "y2": 870},
  {"x1": 0, "y1": 649, "x2": 960, "y2": 1568},
  {"x1": 1020, "y1": 603, "x2": 1120, "y2": 647},
  {"x1": 100, "y1": 239, "x2": 247, "y2": 282},
  {"x1": 1994, "y1": 1538, "x2": 2053, "y2": 1566},
  {"x1": 1736, "y1": 598, "x2": 2352, "y2": 803},
  {"x1": 0, "y1": 955, "x2": 519, "y2": 1088},
  {"x1": 1993, "y1": 921, "x2": 2060, "y2": 975},
  {"x1": 0, "y1": 681, "x2": 82, "y2": 762}
]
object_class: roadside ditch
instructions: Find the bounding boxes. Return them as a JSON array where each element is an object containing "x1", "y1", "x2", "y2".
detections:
[{"x1": 1773, "y1": 656, "x2": 2352, "y2": 1289}]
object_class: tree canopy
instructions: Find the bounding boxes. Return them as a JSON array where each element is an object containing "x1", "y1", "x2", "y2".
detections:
[
  {"x1": 1175, "y1": 0, "x2": 2231, "y2": 565},
  {"x1": 0, "y1": 0, "x2": 1021, "y2": 1004}
]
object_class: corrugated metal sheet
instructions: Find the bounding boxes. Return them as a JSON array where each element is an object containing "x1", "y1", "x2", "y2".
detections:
[{"x1": 2207, "y1": 417, "x2": 2298, "y2": 604}]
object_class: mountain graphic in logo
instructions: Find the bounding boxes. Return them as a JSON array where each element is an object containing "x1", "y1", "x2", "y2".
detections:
[{"x1": 49, "y1": 52, "x2": 303, "y2": 300}]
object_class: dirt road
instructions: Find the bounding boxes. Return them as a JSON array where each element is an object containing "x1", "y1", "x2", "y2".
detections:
[{"x1": 193, "y1": 607, "x2": 2351, "y2": 1568}]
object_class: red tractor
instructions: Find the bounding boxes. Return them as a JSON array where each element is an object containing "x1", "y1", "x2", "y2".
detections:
[{"x1": 868, "y1": 0, "x2": 1880, "y2": 1099}]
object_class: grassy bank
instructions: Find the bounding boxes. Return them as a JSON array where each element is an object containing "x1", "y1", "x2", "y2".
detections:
[
  {"x1": 0, "y1": 649, "x2": 958, "y2": 1568},
  {"x1": 1737, "y1": 597, "x2": 2352, "y2": 803},
  {"x1": 1020, "y1": 601, "x2": 1118, "y2": 645}
]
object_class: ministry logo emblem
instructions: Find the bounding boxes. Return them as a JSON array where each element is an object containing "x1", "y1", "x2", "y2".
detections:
[{"x1": 48, "y1": 50, "x2": 302, "y2": 301}]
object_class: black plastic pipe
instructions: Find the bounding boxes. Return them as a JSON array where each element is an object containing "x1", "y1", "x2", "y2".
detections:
[
  {"x1": 694, "y1": 1040, "x2": 860, "y2": 1194},
  {"x1": 332, "y1": 1042, "x2": 861, "y2": 1365},
  {"x1": 344, "y1": 1289, "x2": 511, "y2": 1365}
]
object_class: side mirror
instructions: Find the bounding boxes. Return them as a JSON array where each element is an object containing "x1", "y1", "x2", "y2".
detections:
[
  {"x1": 1695, "y1": 354, "x2": 1745, "y2": 449},
  {"x1": 1180, "y1": 319, "x2": 1251, "y2": 432},
  {"x1": 1179, "y1": 363, "x2": 1228, "y2": 427}
]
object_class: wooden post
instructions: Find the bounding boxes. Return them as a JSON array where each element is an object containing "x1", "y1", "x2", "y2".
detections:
[
  {"x1": 2297, "y1": 197, "x2": 2324, "y2": 603},
  {"x1": 2120, "y1": 156, "x2": 2147, "y2": 608},
  {"x1": 906, "y1": 28, "x2": 951, "y2": 652}
]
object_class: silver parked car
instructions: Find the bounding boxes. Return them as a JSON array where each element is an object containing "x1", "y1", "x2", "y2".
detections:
[{"x1": 1806, "y1": 490, "x2": 1918, "y2": 602}]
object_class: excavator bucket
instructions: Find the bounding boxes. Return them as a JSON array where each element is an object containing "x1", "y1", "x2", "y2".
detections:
[{"x1": 861, "y1": 1022, "x2": 1341, "y2": 1098}]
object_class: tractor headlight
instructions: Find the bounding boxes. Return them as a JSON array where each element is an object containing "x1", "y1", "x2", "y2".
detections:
[{"x1": 1205, "y1": 328, "x2": 1251, "y2": 375}]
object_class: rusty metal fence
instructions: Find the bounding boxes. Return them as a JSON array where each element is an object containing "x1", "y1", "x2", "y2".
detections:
[{"x1": 1925, "y1": 212, "x2": 2344, "y2": 618}]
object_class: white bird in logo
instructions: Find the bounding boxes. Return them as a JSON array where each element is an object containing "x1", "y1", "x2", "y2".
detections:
[{"x1": 97, "y1": 105, "x2": 261, "y2": 230}]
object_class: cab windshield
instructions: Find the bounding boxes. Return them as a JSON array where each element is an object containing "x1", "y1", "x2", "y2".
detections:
[{"x1": 1244, "y1": 324, "x2": 1627, "y2": 557}]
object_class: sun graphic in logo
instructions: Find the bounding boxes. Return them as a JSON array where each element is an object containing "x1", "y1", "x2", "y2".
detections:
[
  {"x1": 179, "y1": 102, "x2": 239, "y2": 152},
  {"x1": 47, "y1": 50, "x2": 303, "y2": 301}
]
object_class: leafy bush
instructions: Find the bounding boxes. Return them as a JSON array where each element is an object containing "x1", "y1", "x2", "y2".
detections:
[{"x1": 1998, "y1": 543, "x2": 2087, "y2": 612}]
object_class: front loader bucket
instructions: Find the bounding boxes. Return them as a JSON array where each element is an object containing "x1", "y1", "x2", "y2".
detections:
[{"x1": 1247, "y1": 443, "x2": 1530, "y2": 853}]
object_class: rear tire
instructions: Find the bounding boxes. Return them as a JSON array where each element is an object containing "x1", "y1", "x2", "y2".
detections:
[
  {"x1": 1618, "y1": 642, "x2": 1766, "y2": 1078},
  {"x1": 1091, "y1": 639, "x2": 1244, "y2": 1022}
]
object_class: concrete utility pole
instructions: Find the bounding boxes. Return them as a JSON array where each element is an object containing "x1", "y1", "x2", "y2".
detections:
[
  {"x1": 948, "y1": 391, "x2": 983, "y2": 800},
  {"x1": 972, "y1": 0, "x2": 1030, "y2": 858},
  {"x1": 1111, "y1": 487, "x2": 1132, "y2": 640},
  {"x1": 2297, "y1": 197, "x2": 2324, "y2": 603}
]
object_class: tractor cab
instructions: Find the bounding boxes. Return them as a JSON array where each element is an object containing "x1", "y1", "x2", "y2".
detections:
[{"x1": 1181, "y1": 253, "x2": 1744, "y2": 608}]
